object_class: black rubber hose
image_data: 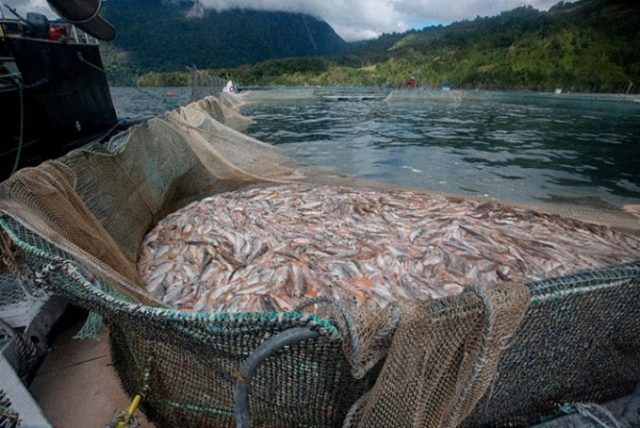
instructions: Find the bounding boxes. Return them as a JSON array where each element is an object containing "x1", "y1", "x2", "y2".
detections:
[{"x1": 234, "y1": 327, "x2": 320, "y2": 428}]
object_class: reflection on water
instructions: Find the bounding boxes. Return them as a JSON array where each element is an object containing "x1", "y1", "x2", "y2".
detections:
[
  {"x1": 111, "y1": 86, "x2": 191, "y2": 120},
  {"x1": 109, "y1": 86, "x2": 640, "y2": 211},
  {"x1": 241, "y1": 91, "x2": 640, "y2": 211}
]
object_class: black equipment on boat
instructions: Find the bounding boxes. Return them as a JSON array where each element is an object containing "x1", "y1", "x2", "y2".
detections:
[{"x1": 46, "y1": 0, "x2": 115, "y2": 41}]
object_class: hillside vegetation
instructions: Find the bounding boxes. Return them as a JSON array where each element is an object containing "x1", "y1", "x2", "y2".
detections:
[
  {"x1": 341, "y1": 0, "x2": 640, "y2": 92},
  {"x1": 101, "y1": 0, "x2": 347, "y2": 84},
  {"x1": 136, "y1": 0, "x2": 640, "y2": 93}
]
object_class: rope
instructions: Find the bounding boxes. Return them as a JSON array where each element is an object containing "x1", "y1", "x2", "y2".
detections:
[
  {"x1": 0, "y1": 318, "x2": 39, "y2": 382},
  {"x1": 295, "y1": 296, "x2": 400, "y2": 378},
  {"x1": 234, "y1": 327, "x2": 319, "y2": 428},
  {"x1": 444, "y1": 286, "x2": 496, "y2": 428},
  {"x1": 0, "y1": 389, "x2": 19, "y2": 428},
  {"x1": 19, "y1": 238, "x2": 164, "y2": 308},
  {"x1": 133, "y1": 85, "x2": 181, "y2": 110},
  {"x1": 0, "y1": 232, "x2": 46, "y2": 301},
  {"x1": 106, "y1": 407, "x2": 141, "y2": 428},
  {"x1": 107, "y1": 352, "x2": 154, "y2": 428},
  {"x1": 373, "y1": 306, "x2": 401, "y2": 341},
  {"x1": 296, "y1": 296, "x2": 362, "y2": 365},
  {"x1": 77, "y1": 52, "x2": 106, "y2": 74},
  {"x1": 342, "y1": 390, "x2": 371, "y2": 428},
  {"x1": 141, "y1": 350, "x2": 155, "y2": 396}
]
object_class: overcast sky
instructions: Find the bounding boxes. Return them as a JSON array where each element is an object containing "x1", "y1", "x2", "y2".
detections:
[{"x1": 6, "y1": 0, "x2": 573, "y2": 41}]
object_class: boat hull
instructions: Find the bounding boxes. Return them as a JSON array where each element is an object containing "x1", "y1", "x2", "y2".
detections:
[{"x1": 1, "y1": 36, "x2": 117, "y2": 179}]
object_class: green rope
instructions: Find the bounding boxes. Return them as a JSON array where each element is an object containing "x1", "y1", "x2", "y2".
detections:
[
  {"x1": 158, "y1": 398, "x2": 235, "y2": 417},
  {"x1": 74, "y1": 311, "x2": 104, "y2": 340},
  {"x1": 74, "y1": 278, "x2": 123, "y2": 340}
]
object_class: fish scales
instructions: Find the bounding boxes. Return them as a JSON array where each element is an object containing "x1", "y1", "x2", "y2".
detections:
[{"x1": 138, "y1": 184, "x2": 640, "y2": 313}]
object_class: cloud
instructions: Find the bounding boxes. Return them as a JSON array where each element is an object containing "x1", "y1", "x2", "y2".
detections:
[
  {"x1": 4, "y1": 0, "x2": 575, "y2": 41},
  {"x1": 3, "y1": 0, "x2": 54, "y2": 18},
  {"x1": 198, "y1": 0, "x2": 407, "y2": 41},
  {"x1": 197, "y1": 0, "x2": 573, "y2": 40},
  {"x1": 393, "y1": 0, "x2": 568, "y2": 23}
]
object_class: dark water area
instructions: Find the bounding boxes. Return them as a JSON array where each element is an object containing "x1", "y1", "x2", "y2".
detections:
[{"x1": 110, "y1": 86, "x2": 640, "y2": 211}]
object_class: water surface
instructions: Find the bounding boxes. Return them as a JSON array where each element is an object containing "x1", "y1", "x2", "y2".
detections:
[
  {"x1": 110, "y1": 86, "x2": 640, "y2": 212},
  {"x1": 242, "y1": 90, "x2": 640, "y2": 211}
]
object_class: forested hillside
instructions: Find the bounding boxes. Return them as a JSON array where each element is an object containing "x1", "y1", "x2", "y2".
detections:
[
  {"x1": 136, "y1": 0, "x2": 640, "y2": 92},
  {"x1": 339, "y1": 0, "x2": 640, "y2": 91},
  {"x1": 101, "y1": 0, "x2": 347, "y2": 84}
]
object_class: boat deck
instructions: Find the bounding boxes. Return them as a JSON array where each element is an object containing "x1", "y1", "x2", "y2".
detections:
[{"x1": 29, "y1": 320, "x2": 154, "y2": 428}]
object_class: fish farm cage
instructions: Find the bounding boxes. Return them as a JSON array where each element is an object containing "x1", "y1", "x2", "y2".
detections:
[{"x1": 0, "y1": 96, "x2": 638, "y2": 427}]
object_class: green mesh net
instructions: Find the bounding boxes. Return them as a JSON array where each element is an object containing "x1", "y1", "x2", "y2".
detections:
[{"x1": 0, "y1": 96, "x2": 638, "y2": 427}]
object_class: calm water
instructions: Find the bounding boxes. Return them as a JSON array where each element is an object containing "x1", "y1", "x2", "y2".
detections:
[
  {"x1": 110, "y1": 87, "x2": 640, "y2": 211},
  {"x1": 111, "y1": 86, "x2": 191, "y2": 119}
]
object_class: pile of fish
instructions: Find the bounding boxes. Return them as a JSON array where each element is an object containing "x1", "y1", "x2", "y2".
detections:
[{"x1": 138, "y1": 185, "x2": 640, "y2": 312}]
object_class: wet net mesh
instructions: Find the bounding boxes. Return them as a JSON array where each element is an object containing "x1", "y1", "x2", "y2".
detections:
[
  {"x1": 190, "y1": 69, "x2": 227, "y2": 103},
  {"x1": 0, "y1": 96, "x2": 638, "y2": 427}
]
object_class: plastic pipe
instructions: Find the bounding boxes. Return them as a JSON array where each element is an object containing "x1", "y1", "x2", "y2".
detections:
[{"x1": 234, "y1": 327, "x2": 320, "y2": 428}]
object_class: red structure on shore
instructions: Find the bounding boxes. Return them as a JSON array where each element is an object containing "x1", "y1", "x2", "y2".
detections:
[{"x1": 404, "y1": 77, "x2": 417, "y2": 88}]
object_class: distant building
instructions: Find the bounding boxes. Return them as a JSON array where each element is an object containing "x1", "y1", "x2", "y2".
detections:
[{"x1": 404, "y1": 77, "x2": 417, "y2": 89}]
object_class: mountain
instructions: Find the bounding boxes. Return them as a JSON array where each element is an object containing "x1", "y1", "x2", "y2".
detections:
[
  {"x1": 153, "y1": 0, "x2": 638, "y2": 93},
  {"x1": 100, "y1": 0, "x2": 347, "y2": 83},
  {"x1": 338, "y1": 0, "x2": 640, "y2": 91}
]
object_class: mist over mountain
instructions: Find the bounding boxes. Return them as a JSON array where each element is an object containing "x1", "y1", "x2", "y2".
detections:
[
  {"x1": 101, "y1": 0, "x2": 347, "y2": 82},
  {"x1": 185, "y1": 0, "x2": 636, "y2": 93},
  {"x1": 105, "y1": 0, "x2": 639, "y2": 92}
]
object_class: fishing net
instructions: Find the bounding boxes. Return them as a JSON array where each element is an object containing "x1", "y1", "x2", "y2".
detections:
[
  {"x1": 190, "y1": 69, "x2": 227, "y2": 103},
  {"x1": 0, "y1": 95, "x2": 638, "y2": 427},
  {"x1": 383, "y1": 89, "x2": 640, "y2": 111}
]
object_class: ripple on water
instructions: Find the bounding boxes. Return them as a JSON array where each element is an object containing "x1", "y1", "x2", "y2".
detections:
[{"x1": 108, "y1": 87, "x2": 640, "y2": 212}]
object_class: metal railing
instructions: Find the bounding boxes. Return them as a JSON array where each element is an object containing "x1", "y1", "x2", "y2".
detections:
[
  {"x1": 0, "y1": 18, "x2": 98, "y2": 45},
  {"x1": 68, "y1": 24, "x2": 98, "y2": 45}
]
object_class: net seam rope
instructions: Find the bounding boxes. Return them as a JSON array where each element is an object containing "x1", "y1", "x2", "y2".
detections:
[{"x1": 443, "y1": 286, "x2": 496, "y2": 428}]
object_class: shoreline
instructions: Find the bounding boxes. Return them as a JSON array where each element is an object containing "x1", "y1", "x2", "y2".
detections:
[{"x1": 112, "y1": 84, "x2": 640, "y2": 98}]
